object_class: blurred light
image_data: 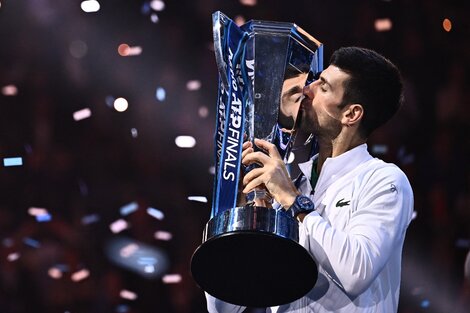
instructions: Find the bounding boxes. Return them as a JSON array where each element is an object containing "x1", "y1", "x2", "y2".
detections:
[
  {"x1": 2, "y1": 84, "x2": 18, "y2": 96},
  {"x1": 131, "y1": 128, "x2": 138, "y2": 138},
  {"x1": 371, "y1": 144, "x2": 388, "y2": 155},
  {"x1": 442, "y1": 18, "x2": 452, "y2": 32},
  {"x1": 114, "y1": 97, "x2": 129, "y2": 112},
  {"x1": 23, "y1": 237, "x2": 40, "y2": 248},
  {"x1": 162, "y1": 274, "x2": 182, "y2": 284},
  {"x1": 71, "y1": 269, "x2": 90, "y2": 282},
  {"x1": 455, "y1": 238, "x2": 470, "y2": 248},
  {"x1": 116, "y1": 304, "x2": 130, "y2": 313},
  {"x1": 120, "y1": 289, "x2": 138, "y2": 300},
  {"x1": 7, "y1": 252, "x2": 20, "y2": 262},
  {"x1": 240, "y1": 0, "x2": 257, "y2": 6},
  {"x1": 420, "y1": 299, "x2": 430, "y2": 308},
  {"x1": 106, "y1": 237, "x2": 169, "y2": 279},
  {"x1": 141, "y1": 2, "x2": 151, "y2": 15},
  {"x1": 120, "y1": 201, "x2": 139, "y2": 216},
  {"x1": 3, "y1": 157, "x2": 23, "y2": 167},
  {"x1": 81, "y1": 0, "x2": 100, "y2": 13},
  {"x1": 48, "y1": 267, "x2": 63, "y2": 279},
  {"x1": 120, "y1": 243, "x2": 139, "y2": 258},
  {"x1": 105, "y1": 95, "x2": 115, "y2": 107},
  {"x1": 374, "y1": 18, "x2": 392, "y2": 32},
  {"x1": 209, "y1": 166, "x2": 215, "y2": 175},
  {"x1": 287, "y1": 152, "x2": 295, "y2": 164},
  {"x1": 2, "y1": 238, "x2": 14, "y2": 248},
  {"x1": 110, "y1": 219, "x2": 129, "y2": 233},
  {"x1": 155, "y1": 87, "x2": 166, "y2": 101},
  {"x1": 69, "y1": 40, "x2": 88, "y2": 58},
  {"x1": 73, "y1": 108, "x2": 92, "y2": 121},
  {"x1": 78, "y1": 179, "x2": 89, "y2": 196},
  {"x1": 154, "y1": 231, "x2": 172, "y2": 241},
  {"x1": 150, "y1": 13, "x2": 159, "y2": 23},
  {"x1": 147, "y1": 207, "x2": 164, "y2": 220},
  {"x1": 36, "y1": 213, "x2": 52, "y2": 222},
  {"x1": 188, "y1": 196, "x2": 208, "y2": 203},
  {"x1": 234, "y1": 15, "x2": 246, "y2": 26},
  {"x1": 175, "y1": 135, "x2": 196, "y2": 148},
  {"x1": 150, "y1": 0, "x2": 165, "y2": 11},
  {"x1": 118, "y1": 44, "x2": 142, "y2": 56},
  {"x1": 28, "y1": 207, "x2": 48, "y2": 217},
  {"x1": 411, "y1": 210, "x2": 418, "y2": 221},
  {"x1": 198, "y1": 106, "x2": 209, "y2": 118},
  {"x1": 186, "y1": 80, "x2": 201, "y2": 91},
  {"x1": 24, "y1": 144, "x2": 33, "y2": 154},
  {"x1": 81, "y1": 213, "x2": 100, "y2": 225}
]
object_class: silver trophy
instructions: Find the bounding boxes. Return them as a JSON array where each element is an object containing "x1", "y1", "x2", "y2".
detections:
[{"x1": 191, "y1": 12, "x2": 323, "y2": 307}]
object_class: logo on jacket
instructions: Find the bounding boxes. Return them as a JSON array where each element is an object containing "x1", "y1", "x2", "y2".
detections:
[{"x1": 335, "y1": 198, "x2": 350, "y2": 207}]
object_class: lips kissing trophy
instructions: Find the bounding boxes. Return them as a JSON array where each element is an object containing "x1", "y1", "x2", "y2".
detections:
[{"x1": 191, "y1": 11, "x2": 323, "y2": 307}]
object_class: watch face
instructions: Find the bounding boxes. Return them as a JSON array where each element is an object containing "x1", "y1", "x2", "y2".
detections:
[{"x1": 297, "y1": 195, "x2": 314, "y2": 211}]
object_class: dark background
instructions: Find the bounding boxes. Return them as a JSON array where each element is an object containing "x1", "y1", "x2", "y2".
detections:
[{"x1": 0, "y1": 0, "x2": 469, "y2": 312}]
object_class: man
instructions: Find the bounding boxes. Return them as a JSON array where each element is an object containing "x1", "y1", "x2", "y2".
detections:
[{"x1": 206, "y1": 47, "x2": 414, "y2": 312}]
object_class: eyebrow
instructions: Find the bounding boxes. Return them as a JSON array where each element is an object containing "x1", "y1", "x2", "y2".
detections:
[
  {"x1": 283, "y1": 85, "x2": 303, "y2": 97},
  {"x1": 319, "y1": 75, "x2": 333, "y2": 89}
]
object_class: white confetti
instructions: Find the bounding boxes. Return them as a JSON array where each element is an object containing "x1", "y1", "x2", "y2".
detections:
[
  {"x1": 175, "y1": 136, "x2": 196, "y2": 148},
  {"x1": 187, "y1": 196, "x2": 208, "y2": 203},
  {"x1": 81, "y1": 0, "x2": 100, "y2": 13},
  {"x1": 73, "y1": 108, "x2": 92, "y2": 121},
  {"x1": 374, "y1": 18, "x2": 392, "y2": 32},
  {"x1": 1, "y1": 84, "x2": 18, "y2": 96},
  {"x1": 120, "y1": 243, "x2": 139, "y2": 258},
  {"x1": 147, "y1": 207, "x2": 164, "y2": 220},
  {"x1": 120, "y1": 289, "x2": 138, "y2": 300},
  {"x1": 120, "y1": 202, "x2": 139, "y2": 216},
  {"x1": 162, "y1": 274, "x2": 182, "y2": 284},
  {"x1": 186, "y1": 80, "x2": 201, "y2": 91},
  {"x1": 114, "y1": 97, "x2": 128, "y2": 112},
  {"x1": 154, "y1": 231, "x2": 172, "y2": 241},
  {"x1": 3, "y1": 157, "x2": 23, "y2": 167},
  {"x1": 110, "y1": 219, "x2": 129, "y2": 233},
  {"x1": 7, "y1": 252, "x2": 20, "y2": 262},
  {"x1": 71, "y1": 269, "x2": 90, "y2": 282}
]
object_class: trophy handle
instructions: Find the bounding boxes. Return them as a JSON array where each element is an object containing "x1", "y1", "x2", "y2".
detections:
[{"x1": 212, "y1": 12, "x2": 229, "y2": 90}]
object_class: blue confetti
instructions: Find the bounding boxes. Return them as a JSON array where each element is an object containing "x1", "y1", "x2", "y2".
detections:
[
  {"x1": 3, "y1": 157, "x2": 23, "y2": 167},
  {"x1": 36, "y1": 214, "x2": 52, "y2": 222},
  {"x1": 23, "y1": 237, "x2": 41, "y2": 248},
  {"x1": 120, "y1": 202, "x2": 139, "y2": 216},
  {"x1": 420, "y1": 299, "x2": 430, "y2": 308},
  {"x1": 81, "y1": 213, "x2": 100, "y2": 225},
  {"x1": 155, "y1": 87, "x2": 166, "y2": 101}
]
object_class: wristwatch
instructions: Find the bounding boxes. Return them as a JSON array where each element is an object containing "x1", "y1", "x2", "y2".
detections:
[{"x1": 287, "y1": 195, "x2": 315, "y2": 219}]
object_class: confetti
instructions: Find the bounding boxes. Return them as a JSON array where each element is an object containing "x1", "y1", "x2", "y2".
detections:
[
  {"x1": 118, "y1": 44, "x2": 142, "y2": 56},
  {"x1": 198, "y1": 106, "x2": 209, "y2": 118},
  {"x1": 120, "y1": 243, "x2": 139, "y2": 258},
  {"x1": 150, "y1": 0, "x2": 165, "y2": 11},
  {"x1": 81, "y1": 213, "x2": 100, "y2": 225},
  {"x1": 287, "y1": 152, "x2": 295, "y2": 164},
  {"x1": 186, "y1": 80, "x2": 201, "y2": 91},
  {"x1": 442, "y1": 18, "x2": 452, "y2": 32},
  {"x1": 154, "y1": 231, "x2": 172, "y2": 241},
  {"x1": 48, "y1": 267, "x2": 63, "y2": 279},
  {"x1": 110, "y1": 219, "x2": 129, "y2": 233},
  {"x1": 209, "y1": 166, "x2": 216, "y2": 175},
  {"x1": 3, "y1": 157, "x2": 23, "y2": 167},
  {"x1": 175, "y1": 135, "x2": 196, "y2": 148},
  {"x1": 116, "y1": 304, "x2": 130, "y2": 313},
  {"x1": 120, "y1": 202, "x2": 139, "y2": 216},
  {"x1": 73, "y1": 108, "x2": 92, "y2": 121},
  {"x1": 150, "y1": 13, "x2": 159, "y2": 23},
  {"x1": 71, "y1": 268, "x2": 90, "y2": 282},
  {"x1": 23, "y1": 237, "x2": 40, "y2": 248},
  {"x1": 240, "y1": 0, "x2": 257, "y2": 6},
  {"x1": 36, "y1": 213, "x2": 52, "y2": 222},
  {"x1": 28, "y1": 207, "x2": 48, "y2": 216},
  {"x1": 78, "y1": 179, "x2": 89, "y2": 196},
  {"x1": 114, "y1": 97, "x2": 128, "y2": 112},
  {"x1": 81, "y1": 0, "x2": 100, "y2": 13},
  {"x1": 374, "y1": 18, "x2": 392, "y2": 32},
  {"x1": 1, "y1": 84, "x2": 18, "y2": 96},
  {"x1": 2, "y1": 238, "x2": 14, "y2": 247},
  {"x1": 162, "y1": 274, "x2": 182, "y2": 284},
  {"x1": 371, "y1": 144, "x2": 388, "y2": 155},
  {"x1": 7, "y1": 252, "x2": 20, "y2": 262},
  {"x1": 155, "y1": 87, "x2": 166, "y2": 101},
  {"x1": 187, "y1": 196, "x2": 208, "y2": 203},
  {"x1": 147, "y1": 207, "x2": 164, "y2": 220},
  {"x1": 120, "y1": 289, "x2": 138, "y2": 300},
  {"x1": 131, "y1": 128, "x2": 138, "y2": 138},
  {"x1": 411, "y1": 210, "x2": 418, "y2": 221}
]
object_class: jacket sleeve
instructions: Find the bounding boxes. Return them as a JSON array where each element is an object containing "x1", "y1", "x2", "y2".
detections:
[
  {"x1": 205, "y1": 292, "x2": 246, "y2": 313},
  {"x1": 302, "y1": 165, "x2": 413, "y2": 297}
]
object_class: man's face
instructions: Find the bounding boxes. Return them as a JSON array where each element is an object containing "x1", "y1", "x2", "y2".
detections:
[{"x1": 300, "y1": 65, "x2": 350, "y2": 138}]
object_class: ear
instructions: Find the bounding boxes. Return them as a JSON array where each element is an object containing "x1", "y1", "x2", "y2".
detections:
[{"x1": 341, "y1": 104, "x2": 363, "y2": 127}]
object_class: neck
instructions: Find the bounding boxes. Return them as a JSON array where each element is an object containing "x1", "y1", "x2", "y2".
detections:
[{"x1": 316, "y1": 132, "x2": 366, "y2": 173}]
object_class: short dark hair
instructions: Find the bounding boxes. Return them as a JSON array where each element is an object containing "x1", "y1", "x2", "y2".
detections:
[{"x1": 329, "y1": 47, "x2": 403, "y2": 138}]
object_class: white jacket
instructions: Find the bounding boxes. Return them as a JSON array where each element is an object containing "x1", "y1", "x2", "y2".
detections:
[{"x1": 206, "y1": 144, "x2": 414, "y2": 313}]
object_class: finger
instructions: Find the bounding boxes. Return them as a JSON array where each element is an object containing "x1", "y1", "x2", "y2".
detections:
[
  {"x1": 243, "y1": 175, "x2": 266, "y2": 194},
  {"x1": 242, "y1": 151, "x2": 271, "y2": 166},
  {"x1": 242, "y1": 167, "x2": 264, "y2": 186},
  {"x1": 254, "y1": 138, "x2": 282, "y2": 160},
  {"x1": 242, "y1": 141, "x2": 253, "y2": 150},
  {"x1": 241, "y1": 146, "x2": 254, "y2": 160}
]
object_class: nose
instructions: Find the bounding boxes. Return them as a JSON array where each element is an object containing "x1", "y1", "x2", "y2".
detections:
[{"x1": 303, "y1": 82, "x2": 315, "y2": 99}]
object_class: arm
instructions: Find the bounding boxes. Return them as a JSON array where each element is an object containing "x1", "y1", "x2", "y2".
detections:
[{"x1": 302, "y1": 166, "x2": 413, "y2": 296}]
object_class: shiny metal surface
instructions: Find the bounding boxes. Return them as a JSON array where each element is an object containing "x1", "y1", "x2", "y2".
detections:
[{"x1": 203, "y1": 205, "x2": 299, "y2": 243}]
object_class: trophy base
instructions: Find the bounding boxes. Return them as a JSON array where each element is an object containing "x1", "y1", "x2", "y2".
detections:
[{"x1": 190, "y1": 206, "x2": 318, "y2": 307}]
